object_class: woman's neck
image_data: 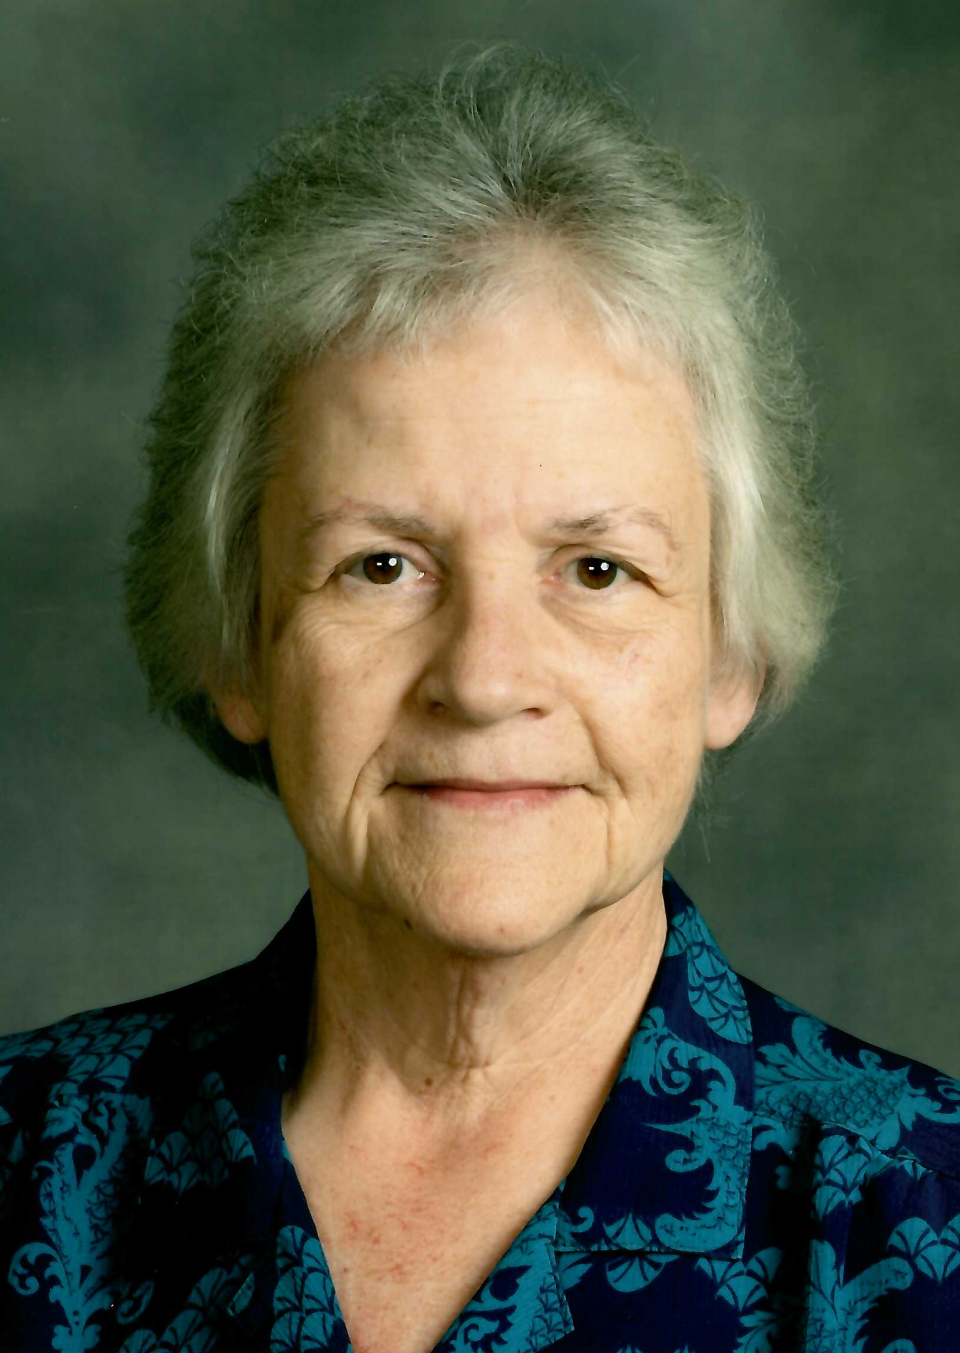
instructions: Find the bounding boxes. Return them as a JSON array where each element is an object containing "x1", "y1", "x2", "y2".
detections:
[{"x1": 284, "y1": 865, "x2": 667, "y2": 1150}]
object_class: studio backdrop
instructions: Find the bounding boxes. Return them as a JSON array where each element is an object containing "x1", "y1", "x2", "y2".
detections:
[{"x1": 2, "y1": 0, "x2": 958, "y2": 1073}]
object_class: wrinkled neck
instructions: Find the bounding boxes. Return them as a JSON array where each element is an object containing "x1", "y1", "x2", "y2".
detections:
[{"x1": 285, "y1": 869, "x2": 667, "y2": 1148}]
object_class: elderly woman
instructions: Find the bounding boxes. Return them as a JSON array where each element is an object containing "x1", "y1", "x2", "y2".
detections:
[{"x1": 1, "y1": 43, "x2": 958, "y2": 1353}]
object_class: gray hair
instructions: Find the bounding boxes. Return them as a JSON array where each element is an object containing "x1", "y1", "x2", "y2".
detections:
[{"x1": 125, "y1": 42, "x2": 838, "y2": 795}]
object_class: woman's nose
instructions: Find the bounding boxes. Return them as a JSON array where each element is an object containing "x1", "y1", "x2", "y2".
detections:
[{"x1": 414, "y1": 568, "x2": 557, "y2": 722}]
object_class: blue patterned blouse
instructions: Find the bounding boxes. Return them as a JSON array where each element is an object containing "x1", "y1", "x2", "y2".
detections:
[{"x1": 2, "y1": 872, "x2": 960, "y2": 1352}]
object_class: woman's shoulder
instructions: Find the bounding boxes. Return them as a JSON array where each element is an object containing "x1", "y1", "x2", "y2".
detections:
[
  {"x1": 740, "y1": 971, "x2": 960, "y2": 1184},
  {"x1": 0, "y1": 954, "x2": 258, "y2": 1197},
  {"x1": 0, "y1": 939, "x2": 290, "y2": 1348},
  {"x1": 0, "y1": 897, "x2": 309, "y2": 1200}
]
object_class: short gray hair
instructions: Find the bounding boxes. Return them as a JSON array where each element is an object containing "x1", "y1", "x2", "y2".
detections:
[{"x1": 125, "y1": 42, "x2": 838, "y2": 794}]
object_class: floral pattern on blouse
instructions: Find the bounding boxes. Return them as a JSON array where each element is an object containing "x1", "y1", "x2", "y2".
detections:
[{"x1": 2, "y1": 871, "x2": 959, "y2": 1352}]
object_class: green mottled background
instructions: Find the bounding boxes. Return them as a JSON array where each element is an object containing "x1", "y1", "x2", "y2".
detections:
[{"x1": 2, "y1": 1, "x2": 958, "y2": 1071}]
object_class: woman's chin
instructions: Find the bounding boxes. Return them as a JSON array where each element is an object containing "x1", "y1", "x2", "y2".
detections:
[{"x1": 395, "y1": 895, "x2": 585, "y2": 960}]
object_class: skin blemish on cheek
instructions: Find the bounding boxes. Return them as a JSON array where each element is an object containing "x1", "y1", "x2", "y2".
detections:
[{"x1": 613, "y1": 630, "x2": 658, "y2": 675}]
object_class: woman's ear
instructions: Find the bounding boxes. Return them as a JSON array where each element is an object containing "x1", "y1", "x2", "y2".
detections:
[
  {"x1": 211, "y1": 683, "x2": 267, "y2": 746},
  {"x1": 704, "y1": 659, "x2": 765, "y2": 751},
  {"x1": 210, "y1": 608, "x2": 268, "y2": 745}
]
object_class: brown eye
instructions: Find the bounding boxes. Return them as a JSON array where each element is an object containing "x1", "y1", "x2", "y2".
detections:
[
  {"x1": 574, "y1": 557, "x2": 624, "y2": 590},
  {"x1": 338, "y1": 551, "x2": 632, "y2": 593},
  {"x1": 359, "y1": 553, "x2": 406, "y2": 585}
]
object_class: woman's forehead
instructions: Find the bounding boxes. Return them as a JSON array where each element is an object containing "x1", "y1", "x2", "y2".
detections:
[
  {"x1": 274, "y1": 296, "x2": 703, "y2": 496},
  {"x1": 293, "y1": 289, "x2": 689, "y2": 417},
  {"x1": 253, "y1": 295, "x2": 711, "y2": 589}
]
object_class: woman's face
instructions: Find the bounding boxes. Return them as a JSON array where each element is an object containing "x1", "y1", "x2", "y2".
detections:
[{"x1": 217, "y1": 289, "x2": 758, "y2": 955}]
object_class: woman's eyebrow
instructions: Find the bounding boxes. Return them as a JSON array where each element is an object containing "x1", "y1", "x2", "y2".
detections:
[
  {"x1": 300, "y1": 503, "x2": 680, "y2": 553},
  {"x1": 553, "y1": 506, "x2": 680, "y2": 553}
]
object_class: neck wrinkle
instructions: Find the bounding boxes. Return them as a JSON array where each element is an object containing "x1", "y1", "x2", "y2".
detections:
[{"x1": 285, "y1": 877, "x2": 668, "y2": 1152}]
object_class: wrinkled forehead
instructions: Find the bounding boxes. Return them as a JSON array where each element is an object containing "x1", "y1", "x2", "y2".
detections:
[{"x1": 263, "y1": 291, "x2": 711, "y2": 569}]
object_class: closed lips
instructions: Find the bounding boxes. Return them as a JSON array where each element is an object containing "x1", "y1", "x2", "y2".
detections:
[{"x1": 405, "y1": 780, "x2": 571, "y2": 790}]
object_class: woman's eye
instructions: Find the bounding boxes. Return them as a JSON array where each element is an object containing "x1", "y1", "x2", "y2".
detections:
[
  {"x1": 339, "y1": 553, "x2": 423, "y2": 587},
  {"x1": 570, "y1": 557, "x2": 630, "y2": 591},
  {"x1": 340, "y1": 549, "x2": 427, "y2": 587},
  {"x1": 337, "y1": 552, "x2": 634, "y2": 591}
]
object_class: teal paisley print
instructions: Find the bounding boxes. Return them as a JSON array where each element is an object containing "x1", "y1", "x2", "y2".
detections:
[{"x1": 1, "y1": 872, "x2": 959, "y2": 1351}]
